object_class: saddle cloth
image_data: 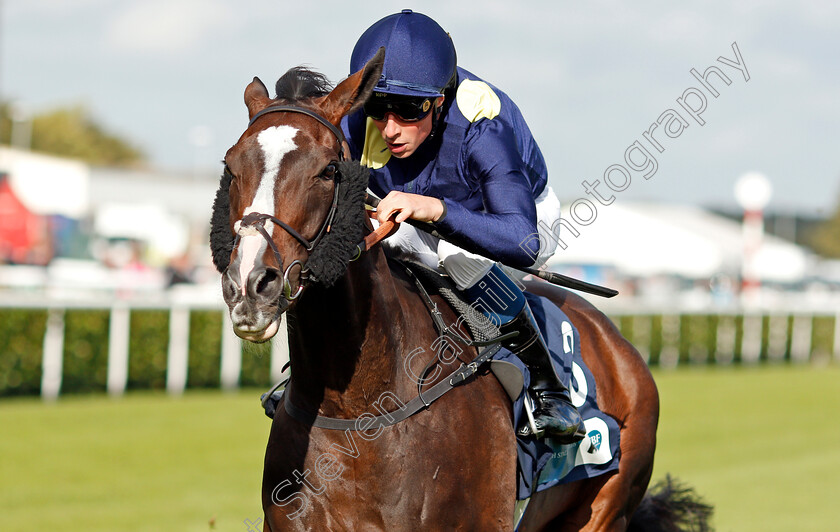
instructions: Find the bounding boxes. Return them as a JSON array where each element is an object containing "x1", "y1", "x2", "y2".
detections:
[
  {"x1": 508, "y1": 292, "x2": 621, "y2": 499},
  {"x1": 401, "y1": 260, "x2": 621, "y2": 500}
]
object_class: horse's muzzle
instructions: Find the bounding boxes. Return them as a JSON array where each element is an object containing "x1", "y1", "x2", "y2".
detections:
[{"x1": 222, "y1": 264, "x2": 291, "y2": 342}]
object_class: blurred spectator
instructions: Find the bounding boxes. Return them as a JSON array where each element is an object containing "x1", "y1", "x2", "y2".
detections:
[
  {"x1": 165, "y1": 252, "x2": 195, "y2": 287},
  {"x1": 0, "y1": 172, "x2": 53, "y2": 265}
]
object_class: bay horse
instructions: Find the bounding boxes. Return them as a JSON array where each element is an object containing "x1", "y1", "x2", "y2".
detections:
[{"x1": 211, "y1": 49, "x2": 709, "y2": 531}]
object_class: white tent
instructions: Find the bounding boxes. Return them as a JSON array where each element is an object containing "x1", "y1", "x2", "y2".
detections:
[
  {"x1": 0, "y1": 147, "x2": 90, "y2": 218},
  {"x1": 545, "y1": 202, "x2": 810, "y2": 283},
  {"x1": 89, "y1": 167, "x2": 219, "y2": 223},
  {"x1": 94, "y1": 202, "x2": 190, "y2": 260}
]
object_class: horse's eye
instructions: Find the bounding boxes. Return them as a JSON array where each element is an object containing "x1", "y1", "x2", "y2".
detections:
[{"x1": 320, "y1": 163, "x2": 336, "y2": 180}]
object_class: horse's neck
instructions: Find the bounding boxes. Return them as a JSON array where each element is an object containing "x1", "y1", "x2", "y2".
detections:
[{"x1": 286, "y1": 250, "x2": 412, "y2": 418}]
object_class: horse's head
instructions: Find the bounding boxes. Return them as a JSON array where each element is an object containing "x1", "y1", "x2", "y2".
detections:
[{"x1": 210, "y1": 50, "x2": 384, "y2": 342}]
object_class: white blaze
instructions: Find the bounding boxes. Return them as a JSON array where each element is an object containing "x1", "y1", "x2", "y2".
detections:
[{"x1": 237, "y1": 125, "x2": 298, "y2": 293}]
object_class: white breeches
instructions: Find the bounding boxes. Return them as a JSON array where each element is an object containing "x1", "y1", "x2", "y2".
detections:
[{"x1": 379, "y1": 185, "x2": 561, "y2": 289}]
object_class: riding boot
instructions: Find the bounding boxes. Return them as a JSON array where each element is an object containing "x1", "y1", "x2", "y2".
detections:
[
  {"x1": 499, "y1": 303, "x2": 586, "y2": 443},
  {"x1": 459, "y1": 263, "x2": 585, "y2": 443}
]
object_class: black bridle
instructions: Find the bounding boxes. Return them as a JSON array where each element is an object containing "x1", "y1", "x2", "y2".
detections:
[
  {"x1": 247, "y1": 105, "x2": 347, "y2": 160},
  {"x1": 232, "y1": 105, "x2": 347, "y2": 301}
]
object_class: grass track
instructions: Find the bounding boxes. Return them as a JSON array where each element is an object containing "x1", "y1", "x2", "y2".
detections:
[
  {"x1": 1, "y1": 364, "x2": 838, "y2": 531},
  {"x1": 0, "y1": 391, "x2": 268, "y2": 532},
  {"x1": 650, "y1": 363, "x2": 840, "y2": 532}
]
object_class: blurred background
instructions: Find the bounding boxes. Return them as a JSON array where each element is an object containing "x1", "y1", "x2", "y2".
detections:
[{"x1": 0, "y1": 1, "x2": 838, "y2": 531}]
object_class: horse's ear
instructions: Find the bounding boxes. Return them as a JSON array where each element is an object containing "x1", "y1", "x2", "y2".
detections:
[
  {"x1": 245, "y1": 77, "x2": 272, "y2": 119},
  {"x1": 319, "y1": 47, "x2": 385, "y2": 125}
]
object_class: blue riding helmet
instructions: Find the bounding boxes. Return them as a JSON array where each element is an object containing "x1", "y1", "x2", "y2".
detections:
[{"x1": 350, "y1": 9, "x2": 457, "y2": 98}]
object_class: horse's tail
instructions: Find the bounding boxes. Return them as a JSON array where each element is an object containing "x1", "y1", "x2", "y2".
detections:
[{"x1": 627, "y1": 475, "x2": 714, "y2": 532}]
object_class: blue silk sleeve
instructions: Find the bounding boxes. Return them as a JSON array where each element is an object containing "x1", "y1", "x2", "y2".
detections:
[{"x1": 432, "y1": 119, "x2": 539, "y2": 267}]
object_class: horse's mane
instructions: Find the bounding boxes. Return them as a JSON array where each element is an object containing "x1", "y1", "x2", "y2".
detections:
[{"x1": 274, "y1": 67, "x2": 333, "y2": 102}]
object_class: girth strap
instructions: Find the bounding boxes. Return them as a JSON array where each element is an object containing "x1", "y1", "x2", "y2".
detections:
[{"x1": 282, "y1": 343, "x2": 502, "y2": 430}]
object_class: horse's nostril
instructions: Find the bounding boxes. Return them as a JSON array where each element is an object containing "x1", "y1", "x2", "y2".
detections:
[
  {"x1": 222, "y1": 269, "x2": 241, "y2": 300},
  {"x1": 254, "y1": 268, "x2": 279, "y2": 296}
]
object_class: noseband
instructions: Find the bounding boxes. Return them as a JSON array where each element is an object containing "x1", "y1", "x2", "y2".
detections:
[{"x1": 233, "y1": 105, "x2": 346, "y2": 301}]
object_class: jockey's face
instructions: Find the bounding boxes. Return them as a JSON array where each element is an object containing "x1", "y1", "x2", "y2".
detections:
[{"x1": 370, "y1": 97, "x2": 443, "y2": 158}]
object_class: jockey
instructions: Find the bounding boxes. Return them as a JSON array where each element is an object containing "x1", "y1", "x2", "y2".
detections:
[{"x1": 342, "y1": 10, "x2": 584, "y2": 444}]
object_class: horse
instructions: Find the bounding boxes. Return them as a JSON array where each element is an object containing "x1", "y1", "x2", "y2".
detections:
[{"x1": 211, "y1": 49, "x2": 710, "y2": 531}]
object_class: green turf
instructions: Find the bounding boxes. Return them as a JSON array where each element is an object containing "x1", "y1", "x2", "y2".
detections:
[
  {"x1": 0, "y1": 390, "x2": 269, "y2": 532},
  {"x1": 0, "y1": 365, "x2": 838, "y2": 531},
  {"x1": 650, "y1": 363, "x2": 840, "y2": 532}
]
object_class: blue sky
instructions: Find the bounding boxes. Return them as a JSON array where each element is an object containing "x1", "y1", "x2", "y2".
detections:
[{"x1": 2, "y1": 1, "x2": 839, "y2": 215}]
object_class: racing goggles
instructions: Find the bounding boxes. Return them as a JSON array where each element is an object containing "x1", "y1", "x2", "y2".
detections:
[{"x1": 363, "y1": 95, "x2": 434, "y2": 122}]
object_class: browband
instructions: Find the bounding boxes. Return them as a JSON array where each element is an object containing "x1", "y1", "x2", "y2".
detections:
[{"x1": 248, "y1": 105, "x2": 346, "y2": 160}]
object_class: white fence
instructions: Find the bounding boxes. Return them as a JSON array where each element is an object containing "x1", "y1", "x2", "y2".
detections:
[
  {"x1": 2, "y1": 291, "x2": 838, "y2": 400},
  {"x1": 0, "y1": 290, "x2": 290, "y2": 400},
  {"x1": 608, "y1": 311, "x2": 840, "y2": 368}
]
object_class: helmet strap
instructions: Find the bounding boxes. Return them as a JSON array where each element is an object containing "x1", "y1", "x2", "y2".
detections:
[{"x1": 429, "y1": 97, "x2": 445, "y2": 139}]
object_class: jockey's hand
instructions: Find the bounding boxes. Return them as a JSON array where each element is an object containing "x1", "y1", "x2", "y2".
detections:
[{"x1": 376, "y1": 191, "x2": 445, "y2": 225}]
